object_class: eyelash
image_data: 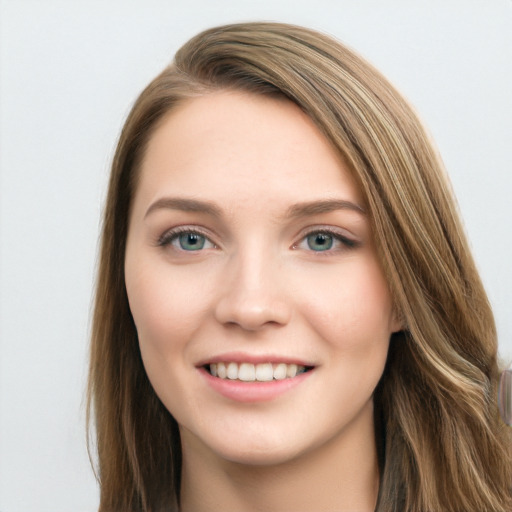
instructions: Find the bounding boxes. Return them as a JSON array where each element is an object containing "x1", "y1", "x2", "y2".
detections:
[
  {"x1": 292, "y1": 228, "x2": 359, "y2": 253},
  {"x1": 157, "y1": 226, "x2": 359, "y2": 253},
  {"x1": 157, "y1": 226, "x2": 215, "y2": 249}
]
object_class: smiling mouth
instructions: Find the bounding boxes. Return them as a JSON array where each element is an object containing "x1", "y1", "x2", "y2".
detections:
[{"x1": 205, "y1": 362, "x2": 314, "y2": 382}]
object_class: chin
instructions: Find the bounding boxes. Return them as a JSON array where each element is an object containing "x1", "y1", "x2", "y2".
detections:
[
  {"x1": 218, "y1": 444, "x2": 304, "y2": 467},
  {"x1": 182, "y1": 423, "x2": 307, "y2": 467},
  {"x1": 218, "y1": 428, "x2": 325, "y2": 467}
]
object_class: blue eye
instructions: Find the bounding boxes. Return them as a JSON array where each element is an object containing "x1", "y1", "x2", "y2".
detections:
[
  {"x1": 159, "y1": 229, "x2": 215, "y2": 251},
  {"x1": 306, "y1": 232, "x2": 334, "y2": 251},
  {"x1": 295, "y1": 229, "x2": 358, "y2": 253},
  {"x1": 176, "y1": 232, "x2": 207, "y2": 251}
]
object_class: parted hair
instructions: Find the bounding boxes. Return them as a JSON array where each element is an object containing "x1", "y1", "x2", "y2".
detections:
[{"x1": 87, "y1": 22, "x2": 512, "y2": 512}]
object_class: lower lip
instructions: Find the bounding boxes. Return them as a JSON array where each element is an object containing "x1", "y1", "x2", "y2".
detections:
[{"x1": 198, "y1": 367, "x2": 313, "y2": 402}]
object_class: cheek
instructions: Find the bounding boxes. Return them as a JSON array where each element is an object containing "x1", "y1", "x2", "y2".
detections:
[
  {"x1": 300, "y1": 257, "x2": 394, "y2": 349},
  {"x1": 125, "y1": 256, "x2": 207, "y2": 355},
  {"x1": 124, "y1": 257, "x2": 207, "y2": 409}
]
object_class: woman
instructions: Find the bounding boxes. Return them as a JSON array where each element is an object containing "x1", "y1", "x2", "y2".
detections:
[{"x1": 87, "y1": 22, "x2": 512, "y2": 511}]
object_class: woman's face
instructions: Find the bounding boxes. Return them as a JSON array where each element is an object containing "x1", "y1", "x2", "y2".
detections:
[{"x1": 125, "y1": 91, "x2": 400, "y2": 466}]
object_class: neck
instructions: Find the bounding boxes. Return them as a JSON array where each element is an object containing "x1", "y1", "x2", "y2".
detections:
[{"x1": 179, "y1": 402, "x2": 379, "y2": 512}]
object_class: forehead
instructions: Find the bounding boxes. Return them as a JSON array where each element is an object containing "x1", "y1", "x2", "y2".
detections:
[{"x1": 135, "y1": 90, "x2": 363, "y2": 213}]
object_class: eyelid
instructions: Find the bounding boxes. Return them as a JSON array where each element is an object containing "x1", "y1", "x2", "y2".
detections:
[
  {"x1": 157, "y1": 225, "x2": 217, "y2": 248},
  {"x1": 292, "y1": 226, "x2": 360, "y2": 251}
]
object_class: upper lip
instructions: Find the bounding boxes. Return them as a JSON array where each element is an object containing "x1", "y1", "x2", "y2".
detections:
[{"x1": 195, "y1": 351, "x2": 316, "y2": 367}]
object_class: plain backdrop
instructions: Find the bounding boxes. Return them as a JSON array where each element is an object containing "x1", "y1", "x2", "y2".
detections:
[{"x1": 0, "y1": 1, "x2": 511, "y2": 510}]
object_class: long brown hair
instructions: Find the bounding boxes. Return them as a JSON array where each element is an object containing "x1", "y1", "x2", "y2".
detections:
[{"x1": 88, "y1": 22, "x2": 512, "y2": 511}]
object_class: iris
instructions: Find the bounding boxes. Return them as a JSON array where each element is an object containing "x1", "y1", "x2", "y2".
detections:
[
  {"x1": 306, "y1": 233, "x2": 334, "y2": 251},
  {"x1": 178, "y1": 232, "x2": 206, "y2": 251}
]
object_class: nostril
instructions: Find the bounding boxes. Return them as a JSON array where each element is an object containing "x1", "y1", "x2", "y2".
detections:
[{"x1": 215, "y1": 299, "x2": 292, "y2": 331}]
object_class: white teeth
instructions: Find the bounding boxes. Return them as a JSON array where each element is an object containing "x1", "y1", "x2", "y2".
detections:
[
  {"x1": 286, "y1": 364, "x2": 298, "y2": 378},
  {"x1": 255, "y1": 363, "x2": 273, "y2": 382},
  {"x1": 217, "y1": 362, "x2": 227, "y2": 379},
  {"x1": 239, "y1": 363, "x2": 256, "y2": 381},
  {"x1": 208, "y1": 362, "x2": 308, "y2": 381},
  {"x1": 227, "y1": 362, "x2": 238, "y2": 380},
  {"x1": 273, "y1": 363, "x2": 287, "y2": 380}
]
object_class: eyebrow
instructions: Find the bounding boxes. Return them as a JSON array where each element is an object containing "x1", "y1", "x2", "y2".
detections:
[
  {"x1": 144, "y1": 197, "x2": 222, "y2": 219},
  {"x1": 285, "y1": 199, "x2": 366, "y2": 218},
  {"x1": 144, "y1": 196, "x2": 366, "y2": 220}
]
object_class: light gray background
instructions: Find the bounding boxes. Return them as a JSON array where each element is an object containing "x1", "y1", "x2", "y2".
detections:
[{"x1": 0, "y1": 1, "x2": 510, "y2": 510}]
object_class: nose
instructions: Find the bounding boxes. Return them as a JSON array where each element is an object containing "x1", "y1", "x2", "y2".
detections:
[{"x1": 214, "y1": 250, "x2": 292, "y2": 331}]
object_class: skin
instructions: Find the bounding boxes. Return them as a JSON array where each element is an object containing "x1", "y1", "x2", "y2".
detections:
[{"x1": 125, "y1": 91, "x2": 401, "y2": 511}]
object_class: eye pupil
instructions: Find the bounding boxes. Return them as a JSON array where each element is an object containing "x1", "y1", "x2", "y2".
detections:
[
  {"x1": 307, "y1": 233, "x2": 333, "y2": 251},
  {"x1": 179, "y1": 233, "x2": 205, "y2": 250}
]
